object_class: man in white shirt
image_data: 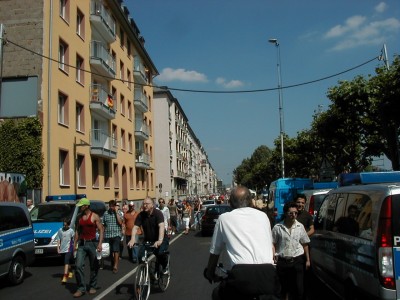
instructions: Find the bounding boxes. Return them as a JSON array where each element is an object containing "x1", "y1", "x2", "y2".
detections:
[
  {"x1": 205, "y1": 186, "x2": 279, "y2": 300},
  {"x1": 157, "y1": 198, "x2": 170, "y2": 234},
  {"x1": 26, "y1": 199, "x2": 34, "y2": 212}
]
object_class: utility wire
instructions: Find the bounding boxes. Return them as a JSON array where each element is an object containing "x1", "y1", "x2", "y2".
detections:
[{"x1": 5, "y1": 38, "x2": 380, "y2": 94}]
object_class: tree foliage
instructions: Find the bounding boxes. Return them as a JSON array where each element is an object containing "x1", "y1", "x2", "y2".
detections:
[
  {"x1": 0, "y1": 118, "x2": 43, "y2": 188},
  {"x1": 234, "y1": 55, "x2": 400, "y2": 188}
]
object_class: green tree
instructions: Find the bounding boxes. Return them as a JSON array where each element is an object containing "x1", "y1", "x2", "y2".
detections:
[{"x1": 0, "y1": 118, "x2": 43, "y2": 188}]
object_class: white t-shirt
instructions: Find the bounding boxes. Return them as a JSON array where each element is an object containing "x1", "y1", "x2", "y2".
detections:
[
  {"x1": 56, "y1": 228, "x2": 74, "y2": 253},
  {"x1": 210, "y1": 207, "x2": 274, "y2": 268},
  {"x1": 157, "y1": 206, "x2": 170, "y2": 230}
]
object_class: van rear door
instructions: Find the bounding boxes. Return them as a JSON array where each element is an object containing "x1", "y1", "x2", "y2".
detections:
[{"x1": 392, "y1": 194, "x2": 400, "y2": 298}]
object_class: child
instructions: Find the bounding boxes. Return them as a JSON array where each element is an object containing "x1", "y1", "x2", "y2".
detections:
[{"x1": 57, "y1": 218, "x2": 75, "y2": 283}]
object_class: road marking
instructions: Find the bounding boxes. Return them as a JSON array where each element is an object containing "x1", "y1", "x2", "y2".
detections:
[{"x1": 94, "y1": 233, "x2": 181, "y2": 299}]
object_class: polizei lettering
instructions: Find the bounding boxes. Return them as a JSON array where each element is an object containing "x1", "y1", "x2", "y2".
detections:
[
  {"x1": 34, "y1": 230, "x2": 52, "y2": 234},
  {"x1": 394, "y1": 236, "x2": 400, "y2": 246}
]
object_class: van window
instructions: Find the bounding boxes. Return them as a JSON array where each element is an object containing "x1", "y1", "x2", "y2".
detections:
[
  {"x1": 315, "y1": 193, "x2": 338, "y2": 230},
  {"x1": 31, "y1": 204, "x2": 74, "y2": 222},
  {"x1": 0, "y1": 206, "x2": 29, "y2": 232}
]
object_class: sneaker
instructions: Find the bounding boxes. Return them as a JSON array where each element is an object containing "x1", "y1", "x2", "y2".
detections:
[
  {"x1": 153, "y1": 272, "x2": 159, "y2": 280},
  {"x1": 73, "y1": 291, "x2": 85, "y2": 298},
  {"x1": 162, "y1": 267, "x2": 169, "y2": 275},
  {"x1": 88, "y1": 288, "x2": 97, "y2": 295},
  {"x1": 61, "y1": 275, "x2": 67, "y2": 283},
  {"x1": 171, "y1": 232, "x2": 175, "y2": 236},
  {"x1": 68, "y1": 272, "x2": 73, "y2": 278}
]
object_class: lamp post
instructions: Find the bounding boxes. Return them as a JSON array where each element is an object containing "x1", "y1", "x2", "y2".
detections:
[{"x1": 269, "y1": 38, "x2": 285, "y2": 178}]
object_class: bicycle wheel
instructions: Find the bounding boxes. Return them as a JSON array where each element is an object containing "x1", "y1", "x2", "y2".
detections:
[
  {"x1": 134, "y1": 264, "x2": 151, "y2": 300},
  {"x1": 158, "y1": 255, "x2": 170, "y2": 291}
]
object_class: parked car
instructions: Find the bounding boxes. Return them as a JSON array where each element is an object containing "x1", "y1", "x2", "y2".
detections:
[
  {"x1": 310, "y1": 171, "x2": 400, "y2": 300},
  {"x1": 0, "y1": 202, "x2": 35, "y2": 285},
  {"x1": 201, "y1": 204, "x2": 232, "y2": 236},
  {"x1": 200, "y1": 199, "x2": 216, "y2": 214}
]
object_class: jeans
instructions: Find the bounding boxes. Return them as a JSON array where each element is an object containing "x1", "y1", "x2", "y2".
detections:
[
  {"x1": 126, "y1": 234, "x2": 139, "y2": 262},
  {"x1": 75, "y1": 240, "x2": 99, "y2": 293}
]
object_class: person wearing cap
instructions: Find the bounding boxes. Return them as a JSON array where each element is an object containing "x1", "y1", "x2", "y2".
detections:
[
  {"x1": 124, "y1": 201, "x2": 141, "y2": 263},
  {"x1": 73, "y1": 198, "x2": 104, "y2": 298},
  {"x1": 102, "y1": 199, "x2": 124, "y2": 273}
]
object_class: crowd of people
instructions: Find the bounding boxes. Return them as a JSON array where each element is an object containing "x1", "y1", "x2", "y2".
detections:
[{"x1": 46, "y1": 188, "x2": 314, "y2": 299}]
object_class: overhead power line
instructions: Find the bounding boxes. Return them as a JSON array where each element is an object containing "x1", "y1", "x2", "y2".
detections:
[{"x1": 5, "y1": 38, "x2": 380, "y2": 94}]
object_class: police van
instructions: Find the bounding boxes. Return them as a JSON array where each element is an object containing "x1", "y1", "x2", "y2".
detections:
[
  {"x1": 311, "y1": 171, "x2": 400, "y2": 300},
  {"x1": 0, "y1": 202, "x2": 35, "y2": 285},
  {"x1": 267, "y1": 178, "x2": 313, "y2": 224},
  {"x1": 30, "y1": 195, "x2": 106, "y2": 257}
]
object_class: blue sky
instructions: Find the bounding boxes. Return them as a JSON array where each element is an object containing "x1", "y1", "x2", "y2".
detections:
[{"x1": 127, "y1": 1, "x2": 400, "y2": 185}]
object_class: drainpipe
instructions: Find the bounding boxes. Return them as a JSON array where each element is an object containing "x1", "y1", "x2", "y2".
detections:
[{"x1": 47, "y1": 1, "x2": 53, "y2": 196}]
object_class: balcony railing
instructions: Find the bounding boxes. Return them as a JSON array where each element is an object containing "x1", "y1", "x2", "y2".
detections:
[
  {"x1": 90, "y1": 84, "x2": 116, "y2": 119},
  {"x1": 90, "y1": 0, "x2": 116, "y2": 43},
  {"x1": 90, "y1": 41, "x2": 116, "y2": 78},
  {"x1": 90, "y1": 129, "x2": 117, "y2": 159},
  {"x1": 135, "y1": 153, "x2": 150, "y2": 169},
  {"x1": 134, "y1": 87, "x2": 148, "y2": 113},
  {"x1": 133, "y1": 56, "x2": 147, "y2": 84},
  {"x1": 134, "y1": 121, "x2": 149, "y2": 140}
]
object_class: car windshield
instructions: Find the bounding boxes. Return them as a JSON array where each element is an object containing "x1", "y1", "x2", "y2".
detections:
[
  {"x1": 30, "y1": 204, "x2": 75, "y2": 222},
  {"x1": 206, "y1": 206, "x2": 231, "y2": 215}
]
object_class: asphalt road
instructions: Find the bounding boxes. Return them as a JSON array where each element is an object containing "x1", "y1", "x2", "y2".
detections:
[{"x1": 0, "y1": 229, "x2": 340, "y2": 300}]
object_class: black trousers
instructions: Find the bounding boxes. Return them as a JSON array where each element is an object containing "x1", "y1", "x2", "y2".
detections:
[{"x1": 276, "y1": 256, "x2": 304, "y2": 300}]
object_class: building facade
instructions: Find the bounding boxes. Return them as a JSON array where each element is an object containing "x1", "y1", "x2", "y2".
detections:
[
  {"x1": 153, "y1": 89, "x2": 217, "y2": 200},
  {"x1": 1, "y1": 0, "x2": 158, "y2": 202}
]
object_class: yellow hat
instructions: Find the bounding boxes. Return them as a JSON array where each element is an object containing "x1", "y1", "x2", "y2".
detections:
[{"x1": 77, "y1": 198, "x2": 90, "y2": 207}]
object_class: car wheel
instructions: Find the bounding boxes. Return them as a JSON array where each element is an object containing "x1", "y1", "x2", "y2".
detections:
[{"x1": 8, "y1": 255, "x2": 25, "y2": 285}]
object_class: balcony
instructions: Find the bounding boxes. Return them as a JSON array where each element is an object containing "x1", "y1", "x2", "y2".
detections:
[
  {"x1": 90, "y1": 129, "x2": 117, "y2": 159},
  {"x1": 90, "y1": 0, "x2": 116, "y2": 43},
  {"x1": 134, "y1": 121, "x2": 149, "y2": 140},
  {"x1": 134, "y1": 87, "x2": 148, "y2": 113},
  {"x1": 90, "y1": 41, "x2": 116, "y2": 78},
  {"x1": 133, "y1": 56, "x2": 147, "y2": 85},
  {"x1": 135, "y1": 152, "x2": 150, "y2": 169},
  {"x1": 90, "y1": 84, "x2": 116, "y2": 119}
]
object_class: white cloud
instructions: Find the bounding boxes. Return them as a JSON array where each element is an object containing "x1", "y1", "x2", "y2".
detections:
[
  {"x1": 375, "y1": 2, "x2": 387, "y2": 13},
  {"x1": 157, "y1": 67, "x2": 208, "y2": 82},
  {"x1": 325, "y1": 15, "x2": 366, "y2": 38},
  {"x1": 216, "y1": 77, "x2": 244, "y2": 88},
  {"x1": 324, "y1": 12, "x2": 400, "y2": 51}
]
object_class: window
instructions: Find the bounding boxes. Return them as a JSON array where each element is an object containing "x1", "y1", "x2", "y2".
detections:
[
  {"x1": 113, "y1": 163, "x2": 119, "y2": 188},
  {"x1": 129, "y1": 167, "x2": 134, "y2": 189},
  {"x1": 127, "y1": 69, "x2": 131, "y2": 89},
  {"x1": 58, "y1": 92, "x2": 69, "y2": 125},
  {"x1": 92, "y1": 157, "x2": 99, "y2": 188},
  {"x1": 59, "y1": 149, "x2": 70, "y2": 186},
  {"x1": 76, "y1": 8, "x2": 85, "y2": 38},
  {"x1": 60, "y1": 0, "x2": 69, "y2": 21},
  {"x1": 59, "y1": 39, "x2": 69, "y2": 72},
  {"x1": 121, "y1": 129, "x2": 126, "y2": 151},
  {"x1": 127, "y1": 101, "x2": 132, "y2": 121},
  {"x1": 112, "y1": 124, "x2": 117, "y2": 148},
  {"x1": 77, "y1": 154, "x2": 86, "y2": 187},
  {"x1": 127, "y1": 41, "x2": 131, "y2": 57},
  {"x1": 120, "y1": 93, "x2": 125, "y2": 116},
  {"x1": 104, "y1": 160, "x2": 110, "y2": 188},
  {"x1": 149, "y1": 120, "x2": 152, "y2": 136},
  {"x1": 76, "y1": 54, "x2": 84, "y2": 84},
  {"x1": 120, "y1": 61, "x2": 125, "y2": 82},
  {"x1": 128, "y1": 133, "x2": 132, "y2": 153},
  {"x1": 75, "y1": 102, "x2": 84, "y2": 132},
  {"x1": 150, "y1": 146, "x2": 153, "y2": 162},
  {"x1": 0, "y1": 206, "x2": 29, "y2": 232}
]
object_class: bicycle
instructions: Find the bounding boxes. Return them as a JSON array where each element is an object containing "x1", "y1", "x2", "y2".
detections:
[{"x1": 134, "y1": 242, "x2": 171, "y2": 300}]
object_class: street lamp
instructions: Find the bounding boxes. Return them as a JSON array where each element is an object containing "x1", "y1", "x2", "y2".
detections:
[{"x1": 269, "y1": 38, "x2": 285, "y2": 178}]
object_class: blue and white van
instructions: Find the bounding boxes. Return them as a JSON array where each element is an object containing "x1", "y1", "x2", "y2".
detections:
[
  {"x1": 30, "y1": 194, "x2": 106, "y2": 257},
  {"x1": 0, "y1": 202, "x2": 35, "y2": 285},
  {"x1": 267, "y1": 178, "x2": 313, "y2": 223},
  {"x1": 311, "y1": 171, "x2": 400, "y2": 299}
]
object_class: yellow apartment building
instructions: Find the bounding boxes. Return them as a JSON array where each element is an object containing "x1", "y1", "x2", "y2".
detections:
[{"x1": 0, "y1": 0, "x2": 158, "y2": 203}]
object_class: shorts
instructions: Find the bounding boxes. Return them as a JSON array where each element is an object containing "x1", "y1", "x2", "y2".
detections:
[
  {"x1": 105, "y1": 236, "x2": 121, "y2": 253},
  {"x1": 170, "y1": 216, "x2": 178, "y2": 227},
  {"x1": 61, "y1": 252, "x2": 74, "y2": 265}
]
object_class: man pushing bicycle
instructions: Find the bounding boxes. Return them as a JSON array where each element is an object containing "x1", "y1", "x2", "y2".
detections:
[
  {"x1": 128, "y1": 197, "x2": 169, "y2": 275},
  {"x1": 204, "y1": 186, "x2": 280, "y2": 300}
]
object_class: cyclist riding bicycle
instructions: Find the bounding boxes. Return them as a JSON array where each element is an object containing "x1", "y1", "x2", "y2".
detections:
[
  {"x1": 204, "y1": 186, "x2": 280, "y2": 300},
  {"x1": 128, "y1": 197, "x2": 169, "y2": 276}
]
